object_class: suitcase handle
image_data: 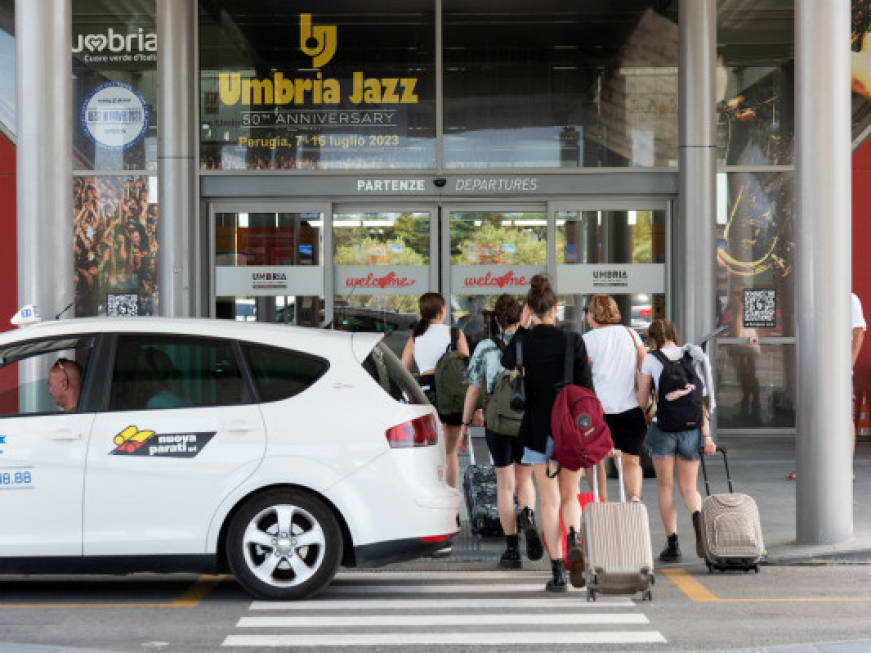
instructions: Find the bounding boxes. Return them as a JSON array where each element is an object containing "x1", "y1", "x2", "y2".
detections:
[
  {"x1": 699, "y1": 444, "x2": 735, "y2": 496},
  {"x1": 591, "y1": 450, "x2": 626, "y2": 503}
]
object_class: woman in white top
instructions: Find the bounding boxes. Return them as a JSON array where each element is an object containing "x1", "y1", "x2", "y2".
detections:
[
  {"x1": 402, "y1": 292, "x2": 470, "y2": 489},
  {"x1": 637, "y1": 318, "x2": 716, "y2": 564},
  {"x1": 582, "y1": 295, "x2": 647, "y2": 502}
]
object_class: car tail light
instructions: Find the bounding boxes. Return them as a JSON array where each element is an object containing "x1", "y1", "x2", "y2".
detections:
[
  {"x1": 385, "y1": 414, "x2": 438, "y2": 448},
  {"x1": 420, "y1": 534, "x2": 452, "y2": 543}
]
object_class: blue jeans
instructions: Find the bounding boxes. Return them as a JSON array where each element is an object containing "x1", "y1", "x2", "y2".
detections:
[
  {"x1": 644, "y1": 421, "x2": 701, "y2": 461},
  {"x1": 521, "y1": 435, "x2": 554, "y2": 464}
]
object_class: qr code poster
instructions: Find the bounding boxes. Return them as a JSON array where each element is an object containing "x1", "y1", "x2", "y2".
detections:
[
  {"x1": 107, "y1": 293, "x2": 139, "y2": 317},
  {"x1": 743, "y1": 288, "x2": 776, "y2": 328}
]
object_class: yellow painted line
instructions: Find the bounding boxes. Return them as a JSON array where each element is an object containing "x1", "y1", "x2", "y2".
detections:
[
  {"x1": 662, "y1": 568, "x2": 871, "y2": 603},
  {"x1": 660, "y1": 568, "x2": 719, "y2": 602},
  {"x1": 170, "y1": 574, "x2": 226, "y2": 607},
  {"x1": 0, "y1": 574, "x2": 225, "y2": 609}
]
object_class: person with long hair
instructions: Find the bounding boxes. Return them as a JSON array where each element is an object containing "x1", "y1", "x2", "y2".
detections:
[
  {"x1": 501, "y1": 275, "x2": 594, "y2": 592},
  {"x1": 402, "y1": 292, "x2": 470, "y2": 489},
  {"x1": 460, "y1": 294, "x2": 543, "y2": 569},
  {"x1": 583, "y1": 294, "x2": 648, "y2": 502},
  {"x1": 637, "y1": 318, "x2": 716, "y2": 562}
]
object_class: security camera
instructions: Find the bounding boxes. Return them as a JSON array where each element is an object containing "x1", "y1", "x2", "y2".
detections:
[{"x1": 433, "y1": 177, "x2": 447, "y2": 188}]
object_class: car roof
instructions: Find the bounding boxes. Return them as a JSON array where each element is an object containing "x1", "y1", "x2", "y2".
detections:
[{"x1": 0, "y1": 318, "x2": 384, "y2": 361}]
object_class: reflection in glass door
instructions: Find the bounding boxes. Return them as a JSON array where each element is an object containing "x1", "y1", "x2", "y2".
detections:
[
  {"x1": 445, "y1": 209, "x2": 547, "y2": 353},
  {"x1": 212, "y1": 207, "x2": 325, "y2": 326},
  {"x1": 555, "y1": 207, "x2": 667, "y2": 339},
  {"x1": 332, "y1": 208, "x2": 436, "y2": 357}
]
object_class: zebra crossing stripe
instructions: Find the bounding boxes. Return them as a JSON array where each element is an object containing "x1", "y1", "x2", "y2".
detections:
[
  {"x1": 236, "y1": 613, "x2": 650, "y2": 627},
  {"x1": 222, "y1": 631, "x2": 667, "y2": 647},
  {"x1": 249, "y1": 597, "x2": 635, "y2": 610}
]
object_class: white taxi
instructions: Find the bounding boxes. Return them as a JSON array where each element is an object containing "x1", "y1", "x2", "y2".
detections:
[{"x1": 0, "y1": 314, "x2": 460, "y2": 599}]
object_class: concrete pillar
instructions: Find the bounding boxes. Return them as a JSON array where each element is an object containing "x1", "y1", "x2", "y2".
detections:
[
  {"x1": 677, "y1": 0, "x2": 716, "y2": 345},
  {"x1": 156, "y1": 0, "x2": 196, "y2": 317},
  {"x1": 795, "y1": 0, "x2": 852, "y2": 544},
  {"x1": 15, "y1": 0, "x2": 72, "y2": 319}
]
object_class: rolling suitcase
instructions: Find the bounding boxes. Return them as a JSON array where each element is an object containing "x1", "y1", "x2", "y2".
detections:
[
  {"x1": 699, "y1": 445, "x2": 764, "y2": 573},
  {"x1": 462, "y1": 440, "x2": 503, "y2": 538},
  {"x1": 582, "y1": 452, "x2": 655, "y2": 601}
]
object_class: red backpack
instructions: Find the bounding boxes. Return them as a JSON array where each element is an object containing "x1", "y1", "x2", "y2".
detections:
[{"x1": 550, "y1": 333, "x2": 613, "y2": 472}]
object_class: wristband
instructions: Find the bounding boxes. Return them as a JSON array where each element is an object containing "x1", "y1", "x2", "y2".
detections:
[
  {"x1": 704, "y1": 435, "x2": 713, "y2": 439},
  {"x1": 462, "y1": 421, "x2": 471, "y2": 427}
]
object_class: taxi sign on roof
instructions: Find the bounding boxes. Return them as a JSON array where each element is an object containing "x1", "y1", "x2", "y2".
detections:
[{"x1": 11, "y1": 305, "x2": 41, "y2": 327}]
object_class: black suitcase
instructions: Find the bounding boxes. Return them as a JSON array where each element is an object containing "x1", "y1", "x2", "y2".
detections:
[{"x1": 462, "y1": 441, "x2": 503, "y2": 538}]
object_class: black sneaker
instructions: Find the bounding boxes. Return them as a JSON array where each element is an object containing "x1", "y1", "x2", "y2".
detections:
[
  {"x1": 518, "y1": 507, "x2": 544, "y2": 561},
  {"x1": 499, "y1": 546, "x2": 522, "y2": 569},
  {"x1": 659, "y1": 534, "x2": 682, "y2": 563}
]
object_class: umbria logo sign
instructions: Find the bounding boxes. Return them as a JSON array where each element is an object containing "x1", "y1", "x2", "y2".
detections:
[
  {"x1": 73, "y1": 27, "x2": 157, "y2": 54},
  {"x1": 219, "y1": 13, "x2": 419, "y2": 106}
]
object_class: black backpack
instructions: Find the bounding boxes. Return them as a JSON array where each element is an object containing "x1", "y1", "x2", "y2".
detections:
[{"x1": 651, "y1": 349, "x2": 704, "y2": 432}]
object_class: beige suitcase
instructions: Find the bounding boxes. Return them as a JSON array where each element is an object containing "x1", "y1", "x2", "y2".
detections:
[
  {"x1": 699, "y1": 446, "x2": 764, "y2": 573},
  {"x1": 582, "y1": 453, "x2": 655, "y2": 601}
]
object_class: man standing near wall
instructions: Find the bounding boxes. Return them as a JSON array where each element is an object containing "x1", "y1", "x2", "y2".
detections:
[{"x1": 852, "y1": 293, "x2": 866, "y2": 467}]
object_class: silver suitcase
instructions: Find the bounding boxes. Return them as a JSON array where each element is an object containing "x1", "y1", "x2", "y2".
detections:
[
  {"x1": 582, "y1": 453, "x2": 655, "y2": 601},
  {"x1": 699, "y1": 445, "x2": 764, "y2": 573}
]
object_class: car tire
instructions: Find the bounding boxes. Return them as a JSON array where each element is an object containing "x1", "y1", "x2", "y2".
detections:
[{"x1": 227, "y1": 489, "x2": 342, "y2": 600}]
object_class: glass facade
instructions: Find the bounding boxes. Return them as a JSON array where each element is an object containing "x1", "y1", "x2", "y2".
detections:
[
  {"x1": 72, "y1": 0, "x2": 159, "y2": 317},
  {"x1": 198, "y1": 1, "x2": 678, "y2": 171},
  {"x1": 716, "y1": 0, "x2": 795, "y2": 430},
  {"x1": 332, "y1": 210, "x2": 432, "y2": 348},
  {"x1": 214, "y1": 210, "x2": 325, "y2": 326},
  {"x1": 3, "y1": 0, "x2": 815, "y2": 435},
  {"x1": 199, "y1": 1, "x2": 436, "y2": 170},
  {"x1": 443, "y1": 1, "x2": 679, "y2": 168}
]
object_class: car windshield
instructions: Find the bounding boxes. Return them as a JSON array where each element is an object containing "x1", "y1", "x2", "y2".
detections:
[
  {"x1": 0, "y1": 336, "x2": 93, "y2": 366},
  {"x1": 362, "y1": 342, "x2": 428, "y2": 405}
]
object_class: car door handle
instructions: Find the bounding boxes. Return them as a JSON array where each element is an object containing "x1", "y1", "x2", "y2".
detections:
[
  {"x1": 223, "y1": 420, "x2": 257, "y2": 433},
  {"x1": 50, "y1": 428, "x2": 82, "y2": 441}
]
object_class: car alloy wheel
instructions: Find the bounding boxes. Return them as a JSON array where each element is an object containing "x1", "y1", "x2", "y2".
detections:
[{"x1": 228, "y1": 489, "x2": 342, "y2": 600}]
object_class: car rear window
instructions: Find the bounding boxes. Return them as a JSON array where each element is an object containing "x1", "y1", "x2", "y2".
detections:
[
  {"x1": 362, "y1": 342, "x2": 427, "y2": 405},
  {"x1": 243, "y1": 344, "x2": 329, "y2": 403}
]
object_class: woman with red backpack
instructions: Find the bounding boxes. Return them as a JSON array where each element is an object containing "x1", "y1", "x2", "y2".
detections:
[{"x1": 501, "y1": 274, "x2": 595, "y2": 592}]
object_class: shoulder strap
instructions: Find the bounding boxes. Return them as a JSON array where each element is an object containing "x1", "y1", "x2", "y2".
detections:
[
  {"x1": 651, "y1": 349, "x2": 670, "y2": 366},
  {"x1": 563, "y1": 331, "x2": 574, "y2": 385},
  {"x1": 492, "y1": 335, "x2": 507, "y2": 353},
  {"x1": 515, "y1": 336, "x2": 523, "y2": 369},
  {"x1": 448, "y1": 327, "x2": 459, "y2": 352}
]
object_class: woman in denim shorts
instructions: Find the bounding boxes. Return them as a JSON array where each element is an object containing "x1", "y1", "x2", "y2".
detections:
[{"x1": 637, "y1": 319, "x2": 716, "y2": 563}]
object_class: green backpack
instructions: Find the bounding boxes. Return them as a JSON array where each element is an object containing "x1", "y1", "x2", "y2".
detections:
[
  {"x1": 484, "y1": 337, "x2": 524, "y2": 437},
  {"x1": 434, "y1": 328, "x2": 470, "y2": 416}
]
